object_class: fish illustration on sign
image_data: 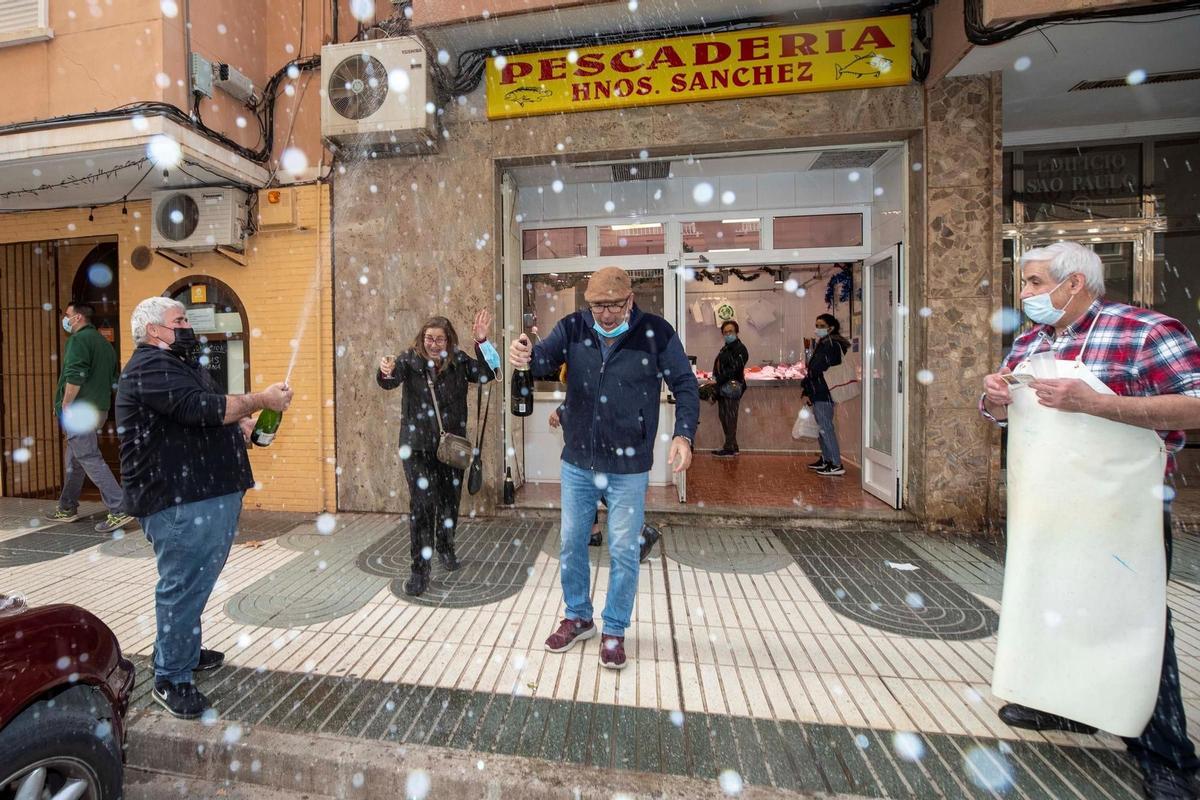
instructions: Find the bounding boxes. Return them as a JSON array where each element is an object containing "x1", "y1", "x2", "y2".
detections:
[
  {"x1": 834, "y1": 51, "x2": 894, "y2": 80},
  {"x1": 505, "y1": 86, "x2": 553, "y2": 107}
]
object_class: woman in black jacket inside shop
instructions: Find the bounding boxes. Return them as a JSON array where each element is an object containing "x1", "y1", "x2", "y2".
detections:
[
  {"x1": 377, "y1": 310, "x2": 499, "y2": 596},
  {"x1": 801, "y1": 313, "x2": 851, "y2": 477},
  {"x1": 713, "y1": 320, "x2": 750, "y2": 457}
]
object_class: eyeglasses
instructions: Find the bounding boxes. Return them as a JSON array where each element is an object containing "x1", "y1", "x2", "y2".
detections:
[
  {"x1": 423, "y1": 335, "x2": 448, "y2": 345},
  {"x1": 588, "y1": 301, "x2": 627, "y2": 314}
]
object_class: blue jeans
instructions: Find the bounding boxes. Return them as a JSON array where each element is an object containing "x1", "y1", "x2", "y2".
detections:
[
  {"x1": 560, "y1": 461, "x2": 648, "y2": 637},
  {"x1": 813, "y1": 400, "x2": 842, "y2": 466},
  {"x1": 142, "y1": 492, "x2": 244, "y2": 685}
]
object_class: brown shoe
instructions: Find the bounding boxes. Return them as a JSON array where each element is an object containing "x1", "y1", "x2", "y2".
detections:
[
  {"x1": 545, "y1": 618, "x2": 597, "y2": 653},
  {"x1": 599, "y1": 634, "x2": 628, "y2": 670}
]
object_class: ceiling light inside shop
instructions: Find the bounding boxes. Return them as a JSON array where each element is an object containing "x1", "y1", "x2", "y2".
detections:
[
  {"x1": 709, "y1": 248, "x2": 750, "y2": 252},
  {"x1": 608, "y1": 223, "x2": 662, "y2": 231},
  {"x1": 721, "y1": 218, "x2": 759, "y2": 225}
]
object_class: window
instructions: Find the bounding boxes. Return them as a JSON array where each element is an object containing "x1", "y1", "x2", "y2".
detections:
[
  {"x1": 773, "y1": 213, "x2": 864, "y2": 249},
  {"x1": 165, "y1": 278, "x2": 249, "y2": 394},
  {"x1": 522, "y1": 227, "x2": 587, "y2": 260},
  {"x1": 522, "y1": 269, "x2": 664, "y2": 390},
  {"x1": 598, "y1": 223, "x2": 665, "y2": 256},
  {"x1": 0, "y1": 0, "x2": 52, "y2": 48},
  {"x1": 682, "y1": 219, "x2": 760, "y2": 253}
]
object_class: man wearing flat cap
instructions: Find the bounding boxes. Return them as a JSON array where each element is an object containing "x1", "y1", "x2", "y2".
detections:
[{"x1": 510, "y1": 266, "x2": 699, "y2": 670}]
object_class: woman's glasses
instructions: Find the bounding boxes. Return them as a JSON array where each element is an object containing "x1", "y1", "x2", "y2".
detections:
[{"x1": 423, "y1": 335, "x2": 448, "y2": 345}]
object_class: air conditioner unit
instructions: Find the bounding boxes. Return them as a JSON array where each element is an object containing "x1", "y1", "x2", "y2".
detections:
[
  {"x1": 151, "y1": 188, "x2": 248, "y2": 252},
  {"x1": 320, "y1": 37, "x2": 438, "y2": 154}
]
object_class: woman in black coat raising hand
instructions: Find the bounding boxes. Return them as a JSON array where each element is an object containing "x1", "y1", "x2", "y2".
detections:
[{"x1": 377, "y1": 310, "x2": 499, "y2": 596}]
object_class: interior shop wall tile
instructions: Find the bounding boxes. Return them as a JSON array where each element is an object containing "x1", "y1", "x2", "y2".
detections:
[
  {"x1": 683, "y1": 177, "x2": 721, "y2": 212},
  {"x1": 717, "y1": 175, "x2": 757, "y2": 211},
  {"x1": 757, "y1": 172, "x2": 797, "y2": 209},
  {"x1": 643, "y1": 179, "x2": 677, "y2": 214},
  {"x1": 610, "y1": 181, "x2": 649, "y2": 216},
  {"x1": 576, "y1": 182, "x2": 612, "y2": 218},
  {"x1": 833, "y1": 168, "x2": 874, "y2": 205},
  {"x1": 795, "y1": 171, "x2": 835, "y2": 206},
  {"x1": 540, "y1": 182, "x2": 579, "y2": 220},
  {"x1": 516, "y1": 187, "x2": 543, "y2": 223}
]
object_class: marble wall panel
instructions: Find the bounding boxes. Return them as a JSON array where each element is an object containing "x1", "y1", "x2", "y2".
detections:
[
  {"x1": 649, "y1": 85, "x2": 923, "y2": 149},
  {"x1": 926, "y1": 186, "x2": 994, "y2": 299},
  {"x1": 916, "y1": 74, "x2": 1002, "y2": 531},
  {"x1": 921, "y1": 408, "x2": 993, "y2": 527},
  {"x1": 926, "y1": 76, "x2": 995, "y2": 189},
  {"x1": 335, "y1": 82, "x2": 939, "y2": 519}
]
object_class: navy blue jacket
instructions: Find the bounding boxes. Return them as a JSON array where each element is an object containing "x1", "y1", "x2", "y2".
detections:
[{"x1": 530, "y1": 305, "x2": 699, "y2": 474}]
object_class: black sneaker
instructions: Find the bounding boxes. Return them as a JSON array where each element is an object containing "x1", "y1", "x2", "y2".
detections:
[
  {"x1": 196, "y1": 648, "x2": 224, "y2": 672},
  {"x1": 807, "y1": 458, "x2": 828, "y2": 470},
  {"x1": 588, "y1": 530, "x2": 603, "y2": 547},
  {"x1": 152, "y1": 680, "x2": 209, "y2": 720},
  {"x1": 639, "y1": 524, "x2": 661, "y2": 563},
  {"x1": 404, "y1": 570, "x2": 429, "y2": 596},
  {"x1": 438, "y1": 550, "x2": 461, "y2": 572},
  {"x1": 817, "y1": 463, "x2": 846, "y2": 476},
  {"x1": 713, "y1": 449, "x2": 736, "y2": 458}
]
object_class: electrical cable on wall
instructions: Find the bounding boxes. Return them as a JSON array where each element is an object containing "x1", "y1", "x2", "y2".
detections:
[{"x1": 963, "y1": 0, "x2": 1200, "y2": 45}]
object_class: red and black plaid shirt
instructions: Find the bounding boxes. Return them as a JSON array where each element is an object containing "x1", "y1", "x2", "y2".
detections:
[{"x1": 998, "y1": 299, "x2": 1200, "y2": 472}]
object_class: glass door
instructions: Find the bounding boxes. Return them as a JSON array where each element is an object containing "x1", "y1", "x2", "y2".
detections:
[{"x1": 862, "y1": 245, "x2": 904, "y2": 508}]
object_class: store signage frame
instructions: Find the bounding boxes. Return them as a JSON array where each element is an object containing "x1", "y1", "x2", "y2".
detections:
[{"x1": 486, "y1": 15, "x2": 911, "y2": 120}]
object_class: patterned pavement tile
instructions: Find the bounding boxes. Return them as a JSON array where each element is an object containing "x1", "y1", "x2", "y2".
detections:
[
  {"x1": 666, "y1": 527, "x2": 795, "y2": 574},
  {"x1": 775, "y1": 528, "x2": 1001, "y2": 641},
  {"x1": 224, "y1": 514, "x2": 398, "y2": 628},
  {"x1": 358, "y1": 518, "x2": 553, "y2": 608},
  {"x1": 0, "y1": 515, "x2": 117, "y2": 567}
]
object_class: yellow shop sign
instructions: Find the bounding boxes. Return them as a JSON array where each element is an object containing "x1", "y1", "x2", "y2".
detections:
[{"x1": 486, "y1": 16, "x2": 910, "y2": 120}]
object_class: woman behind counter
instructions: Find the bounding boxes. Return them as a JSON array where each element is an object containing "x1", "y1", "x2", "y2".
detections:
[
  {"x1": 713, "y1": 320, "x2": 749, "y2": 458},
  {"x1": 377, "y1": 310, "x2": 499, "y2": 597},
  {"x1": 802, "y1": 313, "x2": 850, "y2": 477}
]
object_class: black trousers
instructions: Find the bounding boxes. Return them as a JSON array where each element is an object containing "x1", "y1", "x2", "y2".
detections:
[
  {"x1": 1120, "y1": 509, "x2": 1198, "y2": 774},
  {"x1": 717, "y1": 395, "x2": 740, "y2": 450},
  {"x1": 402, "y1": 450, "x2": 463, "y2": 574}
]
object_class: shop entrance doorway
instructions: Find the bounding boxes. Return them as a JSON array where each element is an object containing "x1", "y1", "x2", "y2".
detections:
[{"x1": 503, "y1": 144, "x2": 909, "y2": 516}]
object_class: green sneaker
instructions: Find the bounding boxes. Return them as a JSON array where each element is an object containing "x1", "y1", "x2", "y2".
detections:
[
  {"x1": 95, "y1": 513, "x2": 134, "y2": 534},
  {"x1": 49, "y1": 508, "x2": 79, "y2": 523}
]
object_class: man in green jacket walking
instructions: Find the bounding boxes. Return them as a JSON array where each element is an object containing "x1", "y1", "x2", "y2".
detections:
[{"x1": 51, "y1": 302, "x2": 132, "y2": 534}]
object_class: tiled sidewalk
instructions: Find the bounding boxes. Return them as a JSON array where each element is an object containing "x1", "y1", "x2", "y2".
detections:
[{"x1": 1, "y1": 500, "x2": 1197, "y2": 798}]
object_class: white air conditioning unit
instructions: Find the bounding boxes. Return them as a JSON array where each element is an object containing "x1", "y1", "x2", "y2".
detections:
[
  {"x1": 151, "y1": 188, "x2": 248, "y2": 252},
  {"x1": 320, "y1": 37, "x2": 437, "y2": 153}
]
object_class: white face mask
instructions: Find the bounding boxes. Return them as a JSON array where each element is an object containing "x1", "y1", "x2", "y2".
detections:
[{"x1": 1022, "y1": 278, "x2": 1069, "y2": 325}]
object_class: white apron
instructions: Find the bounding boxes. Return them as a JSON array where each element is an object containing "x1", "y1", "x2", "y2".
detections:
[{"x1": 991, "y1": 316, "x2": 1167, "y2": 737}]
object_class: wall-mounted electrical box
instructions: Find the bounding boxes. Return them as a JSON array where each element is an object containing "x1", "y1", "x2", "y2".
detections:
[
  {"x1": 258, "y1": 188, "x2": 297, "y2": 229},
  {"x1": 190, "y1": 52, "x2": 213, "y2": 98}
]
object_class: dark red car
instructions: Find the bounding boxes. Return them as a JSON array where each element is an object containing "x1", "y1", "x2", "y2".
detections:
[{"x1": 0, "y1": 594, "x2": 135, "y2": 800}]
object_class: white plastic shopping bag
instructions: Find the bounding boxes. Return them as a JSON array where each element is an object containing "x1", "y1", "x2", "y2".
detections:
[{"x1": 792, "y1": 407, "x2": 819, "y2": 439}]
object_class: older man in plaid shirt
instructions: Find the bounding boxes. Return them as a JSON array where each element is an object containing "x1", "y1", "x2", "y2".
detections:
[{"x1": 982, "y1": 241, "x2": 1200, "y2": 800}]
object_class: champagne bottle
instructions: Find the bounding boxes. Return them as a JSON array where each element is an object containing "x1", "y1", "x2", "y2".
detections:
[
  {"x1": 510, "y1": 334, "x2": 534, "y2": 417},
  {"x1": 251, "y1": 408, "x2": 282, "y2": 447},
  {"x1": 511, "y1": 366, "x2": 533, "y2": 416},
  {"x1": 503, "y1": 467, "x2": 515, "y2": 505}
]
